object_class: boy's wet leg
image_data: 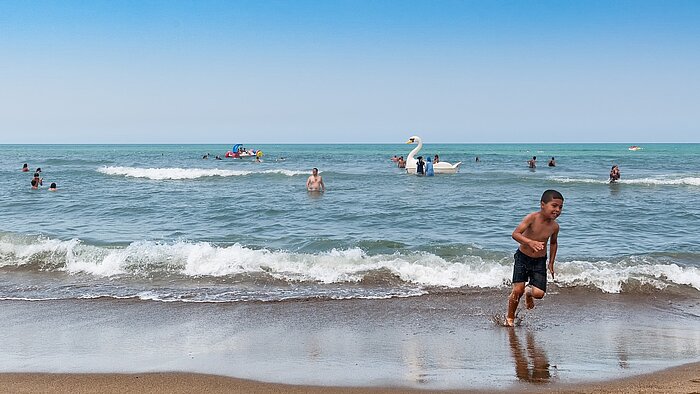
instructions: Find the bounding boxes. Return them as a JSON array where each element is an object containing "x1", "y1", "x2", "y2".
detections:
[
  {"x1": 507, "y1": 283, "x2": 525, "y2": 326},
  {"x1": 526, "y1": 285, "x2": 545, "y2": 310}
]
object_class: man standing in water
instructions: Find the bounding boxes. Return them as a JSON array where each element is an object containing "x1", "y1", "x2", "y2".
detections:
[
  {"x1": 528, "y1": 156, "x2": 537, "y2": 168},
  {"x1": 306, "y1": 168, "x2": 325, "y2": 192}
]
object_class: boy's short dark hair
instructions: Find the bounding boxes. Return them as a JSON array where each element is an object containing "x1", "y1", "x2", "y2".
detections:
[{"x1": 541, "y1": 189, "x2": 564, "y2": 203}]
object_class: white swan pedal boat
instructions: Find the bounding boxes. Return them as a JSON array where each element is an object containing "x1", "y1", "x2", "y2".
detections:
[{"x1": 405, "y1": 136, "x2": 461, "y2": 174}]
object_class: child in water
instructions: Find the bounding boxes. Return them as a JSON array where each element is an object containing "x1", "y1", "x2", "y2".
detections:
[
  {"x1": 32, "y1": 172, "x2": 43, "y2": 187},
  {"x1": 505, "y1": 190, "x2": 564, "y2": 327}
]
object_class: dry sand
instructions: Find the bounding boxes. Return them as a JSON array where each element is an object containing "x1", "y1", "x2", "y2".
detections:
[{"x1": 0, "y1": 361, "x2": 698, "y2": 394}]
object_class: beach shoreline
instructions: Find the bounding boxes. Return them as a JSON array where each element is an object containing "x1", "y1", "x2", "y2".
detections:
[
  {"x1": 0, "y1": 295, "x2": 697, "y2": 391},
  {"x1": 1, "y1": 361, "x2": 698, "y2": 393}
]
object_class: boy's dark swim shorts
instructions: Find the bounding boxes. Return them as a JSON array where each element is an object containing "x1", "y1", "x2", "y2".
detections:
[{"x1": 512, "y1": 249, "x2": 548, "y2": 292}]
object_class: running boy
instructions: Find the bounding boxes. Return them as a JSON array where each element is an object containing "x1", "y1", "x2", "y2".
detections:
[{"x1": 505, "y1": 189, "x2": 564, "y2": 327}]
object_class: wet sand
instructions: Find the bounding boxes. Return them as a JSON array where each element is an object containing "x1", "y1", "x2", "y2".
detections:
[
  {"x1": 1, "y1": 361, "x2": 699, "y2": 394},
  {"x1": 0, "y1": 291, "x2": 697, "y2": 391}
]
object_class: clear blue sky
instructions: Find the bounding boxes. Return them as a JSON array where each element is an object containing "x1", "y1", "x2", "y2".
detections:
[{"x1": 1, "y1": 0, "x2": 699, "y2": 143}]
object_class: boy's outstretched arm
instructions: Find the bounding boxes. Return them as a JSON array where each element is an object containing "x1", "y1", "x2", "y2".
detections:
[
  {"x1": 548, "y1": 227, "x2": 559, "y2": 279},
  {"x1": 512, "y1": 214, "x2": 545, "y2": 252}
]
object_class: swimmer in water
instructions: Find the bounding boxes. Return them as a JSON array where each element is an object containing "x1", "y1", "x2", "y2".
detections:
[
  {"x1": 609, "y1": 165, "x2": 620, "y2": 183},
  {"x1": 527, "y1": 156, "x2": 537, "y2": 169},
  {"x1": 306, "y1": 167, "x2": 325, "y2": 192}
]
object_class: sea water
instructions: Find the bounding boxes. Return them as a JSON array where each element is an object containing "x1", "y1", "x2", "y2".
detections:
[{"x1": 0, "y1": 143, "x2": 699, "y2": 302}]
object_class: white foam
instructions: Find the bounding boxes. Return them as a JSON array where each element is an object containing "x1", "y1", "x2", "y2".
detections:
[
  {"x1": 547, "y1": 177, "x2": 608, "y2": 184},
  {"x1": 97, "y1": 166, "x2": 307, "y2": 180},
  {"x1": 548, "y1": 176, "x2": 700, "y2": 187},
  {"x1": 619, "y1": 177, "x2": 700, "y2": 186},
  {"x1": 1, "y1": 235, "x2": 699, "y2": 292},
  {"x1": 0, "y1": 236, "x2": 79, "y2": 265},
  {"x1": 554, "y1": 259, "x2": 700, "y2": 293}
]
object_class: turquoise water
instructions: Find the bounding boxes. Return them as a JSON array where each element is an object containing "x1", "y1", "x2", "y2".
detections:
[{"x1": 1, "y1": 143, "x2": 699, "y2": 301}]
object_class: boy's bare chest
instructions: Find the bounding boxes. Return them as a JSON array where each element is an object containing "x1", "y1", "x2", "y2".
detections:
[{"x1": 527, "y1": 220, "x2": 555, "y2": 240}]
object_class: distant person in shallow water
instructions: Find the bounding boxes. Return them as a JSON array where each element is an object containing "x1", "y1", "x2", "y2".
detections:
[
  {"x1": 306, "y1": 167, "x2": 325, "y2": 192},
  {"x1": 391, "y1": 155, "x2": 399, "y2": 162},
  {"x1": 416, "y1": 156, "x2": 425, "y2": 175},
  {"x1": 548, "y1": 157, "x2": 556, "y2": 167},
  {"x1": 32, "y1": 172, "x2": 43, "y2": 187},
  {"x1": 475, "y1": 156, "x2": 480, "y2": 163},
  {"x1": 397, "y1": 156, "x2": 405, "y2": 168},
  {"x1": 434, "y1": 154, "x2": 440, "y2": 164},
  {"x1": 425, "y1": 157, "x2": 434, "y2": 176},
  {"x1": 528, "y1": 156, "x2": 537, "y2": 168},
  {"x1": 22, "y1": 163, "x2": 29, "y2": 172},
  {"x1": 30, "y1": 179, "x2": 39, "y2": 190},
  {"x1": 506, "y1": 189, "x2": 564, "y2": 327},
  {"x1": 609, "y1": 165, "x2": 620, "y2": 183},
  {"x1": 48, "y1": 182, "x2": 57, "y2": 191}
]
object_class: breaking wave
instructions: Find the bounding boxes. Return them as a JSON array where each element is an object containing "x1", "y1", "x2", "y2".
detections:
[
  {"x1": 97, "y1": 166, "x2": 307, "y2": 180},
  {"x1": 548, "y1": 176, "x2": 700, "y2": 187},
  {"x1": 1, "y1": 235, "x2": 698, "y2": 301}
]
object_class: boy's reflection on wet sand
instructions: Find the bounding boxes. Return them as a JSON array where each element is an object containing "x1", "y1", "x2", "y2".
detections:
[{"x1": 508, "y1": 329, "x2": 553, "y2": 383}]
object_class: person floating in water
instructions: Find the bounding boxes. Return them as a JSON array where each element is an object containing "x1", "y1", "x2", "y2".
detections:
[
  {"x1": 416, "y1": 156, "x2": 425, "y2": 175},
  {"x1": 30, "y1": 179, "x2": 39, "y2": 190},
  {"x1": 48, "y1": 182, "x2": 57, "y2": 191},
  {"x1": 505, "y1": 190, "x2": 564, "y2": 327},
  {"x1": 306, "y1": 167, "x2": 325, "y2": 192},
  {"x1": 527, "y1": 156, "x2": 537, "y2": 168},
  {"x1": 609, "y1": 165, "x2": 620, "y2": 183},
  {"x1": 391, "y1": 155, "x2": 399, "y2": 162},
  {"x1": 32, "y1": 172, "x2": 43, "y2": 187},
  {"x1": 425, "y1": 157, "x2": 434, "y2": 176},
  {"x1": 22, "y1": 163, "x2": 29, "y2": 172},
  {"x1": 548, "y1": 157, "x2": 556, "y2": 167},
  {"x1": 475, "y1": 156, "x2": 480, "y2": 163}
]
